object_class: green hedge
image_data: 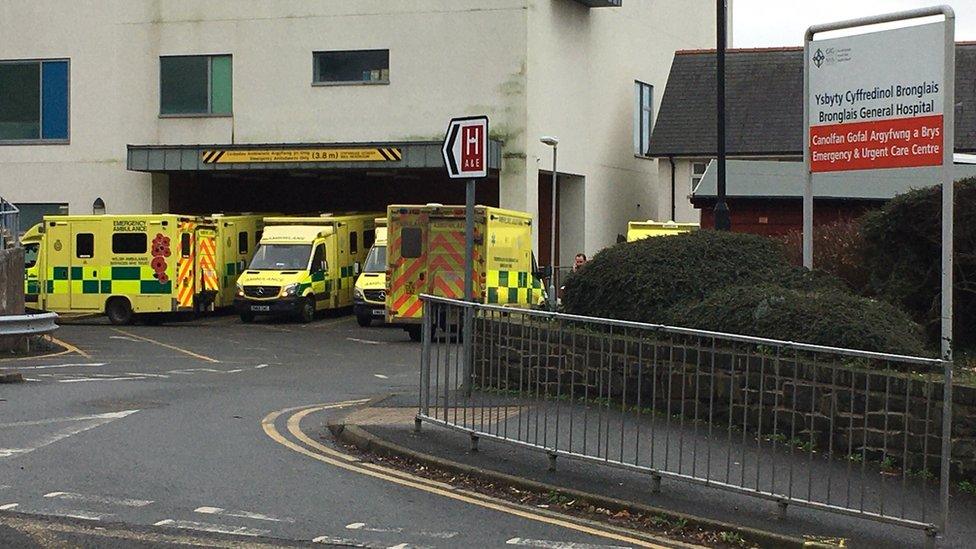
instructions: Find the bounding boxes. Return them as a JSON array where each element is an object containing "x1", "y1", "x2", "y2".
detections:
[
  {"x1": 666, "y1": 284, "x2": 927, "y2": 356},
  {"x1": 562, "y1": 230, "x2": 837, "y2": 323},
  {"x1": 861, "y1": 177, "x2": 976, "y2": 346}
]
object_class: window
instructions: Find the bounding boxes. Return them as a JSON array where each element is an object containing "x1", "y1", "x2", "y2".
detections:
[
  {"x1": 113, "y1": 233, "x2": 147, "y2": 254},
  {"x1": 310, "y1": 244, "x2": 325, "y2": 272},
  {"x1": 401, "y1": 227, "x2": 422, "y2": 259},
  {"x1": 633, "y1": 81, "x2": 653, "y2": 156},
  {"x1": 24, "y1": 242, "x2": 39, "y2": 268},
  {"x1": 350, "y1": 231, "x2": 358, "y2": 255},
  {"x1": 313, "y1": 50, "x2": 389, "y2": 85},
  {"x1": 181, "y1": 233, "x2": 191, "y2": 258},
  {"x1": 238, "y1": 231, "x2": 248, "y2": 254},
  {"x1": 363, "y1": 229, "x2": 376, "y2": 250},
  {"x1": 0, "y1": 59, "x2": 69, "y2": 142},
  {"x1": 691, "y1": 161, "x2": 708, "y2": 192},
  {"x1": 75, "y1": 233, "x2": 94, "y2": 258},
  {"x1": 160, "y1": 55, "x2": 232, "y2": 116}
]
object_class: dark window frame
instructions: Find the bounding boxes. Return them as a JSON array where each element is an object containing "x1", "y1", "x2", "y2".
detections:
[
  {"x1": 75, "y1": 233, "x2": 94, "y2": 259},
  {"x1": 312, "y1": 49, "x2": 390, "y2": 86},
  {"x1": 112, "y1": 232, "x2": 148, "y2": 255},
  {"x1": 0, "y1": 58, "x2": 71, "y2": 145},
  {"x1": 181, "y1": 233, "x2": 192, "y2": 258},
  {"x1": 238, "y1": 231, "x2": 248, "y2": 255},
  {"x1": 401, "y1": 227, "x2": 422, "y2": 259},
  {"x1": 159, "y1": 54, "x2": 233, "y2": 118},
  {"x1": 350, "y1": 231, "x2": 358, "y2": 255},
  {"x1": 363, "y1": 228, "x2": 376, "y2": 250},
  {"x1": 634, "y1": 80, "x2": 653, "y2": 157}
]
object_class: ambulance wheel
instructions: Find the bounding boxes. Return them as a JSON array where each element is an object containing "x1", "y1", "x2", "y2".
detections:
[
  {"x1": 406, "y1": 325, "x2": 422, "y2": 342},
  {"x1": 106, "y1": 297, "x2": 134, "y2": 325},
  {"x1": 239, "y1": 311, "x2": 255, "y2": 323},
  {"x1": 298, "y1": 298, "x2": 316, "y2": 324},
  {"x1": 356, "y1": 314, "x2": 372, "y2": 328}
]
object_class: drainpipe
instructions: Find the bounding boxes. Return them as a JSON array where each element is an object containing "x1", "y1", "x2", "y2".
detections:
[{"x1": 668, "y1": 157, "x2": 676, "y2": 221}]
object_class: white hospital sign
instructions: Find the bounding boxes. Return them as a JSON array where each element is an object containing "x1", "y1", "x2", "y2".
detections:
[{"x1": 807, "y1": 22, "x2": 945, "y2": 172}]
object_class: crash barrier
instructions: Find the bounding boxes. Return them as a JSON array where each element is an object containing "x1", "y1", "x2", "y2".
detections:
[
  {"x1": 0, "y1": 198, "x2": 18, "y2": 248},
  {"x1": 0, "y1": 312, "x2": 58, "y2": 336},
  {"x1": 416, "y1": 295, "x2": 955, "y2": 539},
  {"x1": 0, "y1": 312, "x2": 58, "y2": 353}
]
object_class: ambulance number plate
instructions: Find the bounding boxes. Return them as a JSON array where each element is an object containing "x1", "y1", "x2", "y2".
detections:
[{"x1": 251, "y1": 305, "x2": 271, "y2": 312}]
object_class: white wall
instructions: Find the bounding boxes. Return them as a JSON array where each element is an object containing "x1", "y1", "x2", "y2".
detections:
[
  {"x1": 0, "y1": 0, "x2": 529, "y2": 214},
  {"x1": 657, "y1": 158, "x2": 705, "y2": 223},
  {"x1": 525, "y1": 0, "x2": 715, "y2": 258}
]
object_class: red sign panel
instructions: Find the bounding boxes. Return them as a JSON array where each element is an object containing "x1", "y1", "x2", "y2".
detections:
[
  {"x1": 443, "y1": 116, "x2": 489, "y2": 179},
  {"x1": 810, "y1": 115, "x2": 943, "y2": 173},
  {"x1": 461, "y1": 124, "x2": 485, "y2": 173}
]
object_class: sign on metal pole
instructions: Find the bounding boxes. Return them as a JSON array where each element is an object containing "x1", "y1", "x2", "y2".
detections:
[
  {"x1": 443, "y1": 115, "x2": 488, "y2": 397},
  {"x1": 804, "y1": 6, "x2": 954, "y2": 534},
  {"x1": 443, "y1": 116, "x2": 489, "y2": 180}
]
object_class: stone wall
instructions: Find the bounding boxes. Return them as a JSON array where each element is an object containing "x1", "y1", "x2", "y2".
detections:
[
  {"x1": 0, "y1": 247, "x2": 24, "y2": 315},
  {"x1": 473, "y1": 317, "x2": 976, "y2": 480},
  {"x1": 0, "y1": 247, "x2": 26, "y2": 352}
]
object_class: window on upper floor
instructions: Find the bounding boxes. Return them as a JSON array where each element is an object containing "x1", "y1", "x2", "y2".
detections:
[
  {"x1": 160, "y1": 55, "x2": 232, "y2": 116},
  {"x1": 691, "y1": 161, "x2": 708, "y2": 192},
  {"x1": 634, "y1": 81, "x2": 653, "y2": 157},
  {"x1": 313, "y1": 50, "x2": 389, "y2": 85},
  {"x1": 0, "y1": 59, "x2": 69, "y2": 143}
]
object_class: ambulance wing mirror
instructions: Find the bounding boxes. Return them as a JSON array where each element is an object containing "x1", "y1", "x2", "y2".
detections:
[
  {"x1": 237, "y1": 259, "x2": 247, "y2": 272},
  {"x1": 534, "y1": 265, "x2": 551, "y2": 279},
  {"x1": 353, "y1": 262, "x2": 361, "y2": 276},
  {"x1": 320, "y1": 260, "x2": 328, "y2": 273}
]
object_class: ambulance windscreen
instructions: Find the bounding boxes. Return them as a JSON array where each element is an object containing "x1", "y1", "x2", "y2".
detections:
[
  {"x1": 363, "y1": 245, "x2": 386, "y2": 273},
  {"x1": 248, "y1": 244, "x2": 313, "y2": 271}
]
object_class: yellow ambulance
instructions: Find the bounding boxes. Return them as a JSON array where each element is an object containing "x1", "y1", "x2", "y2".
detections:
[
  {"x1": 353, "y1": 217, "x2": 387, "y2": 327},
  {"x1": 234, "y1": 213, "x2": 378, "y2": 323},
  {"x1": 626, "y1": 220, "x2": 699, "y2": 242},
  {"x1": 31, "y1": 214, "x2": 222, "y2": 324},
  {"x1": 21, "y1": 222, "x2": 42, "y2": 306},
  {"x1": 386, "y1": 204, "x2": 546, "y2": 341},
  {"x1": 202, "y1": 214, "x2": 266, "y2": 308}
]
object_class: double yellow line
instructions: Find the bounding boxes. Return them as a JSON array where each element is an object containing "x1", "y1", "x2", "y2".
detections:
[{"x1": 261, "y1": 401, "x2": 675, "y2": 549}]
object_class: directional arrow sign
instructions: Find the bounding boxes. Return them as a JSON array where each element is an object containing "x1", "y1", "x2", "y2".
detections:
[{"x1": 442, "y1": 116, "x2": 489, "y2": 179}]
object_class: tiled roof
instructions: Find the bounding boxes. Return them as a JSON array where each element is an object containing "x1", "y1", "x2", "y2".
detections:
[{"x1": 647, "y1": 44, "x2": 976, "y2": 157}]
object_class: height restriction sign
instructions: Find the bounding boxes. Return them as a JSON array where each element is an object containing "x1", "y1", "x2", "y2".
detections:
[
  {"x1": 443, "y1": 116, "x2": 489, "y2": 179},
  {"x1": 807, "y1": 22, "x2": 946, "y2": 172}
]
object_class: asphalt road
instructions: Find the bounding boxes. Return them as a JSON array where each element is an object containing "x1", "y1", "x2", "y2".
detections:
[{"x1": 0, "y1": 313, "x2": 657, "y2": 548}]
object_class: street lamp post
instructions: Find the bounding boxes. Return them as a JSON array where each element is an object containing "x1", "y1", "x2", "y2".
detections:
[{"x1": 541, "y1": 136, "x2": 559, "y2": 310}]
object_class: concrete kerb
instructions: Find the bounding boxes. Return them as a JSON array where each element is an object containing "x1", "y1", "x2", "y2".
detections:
[{"x1": 328, "y1": 421, "x2": 835, "y2": 549}]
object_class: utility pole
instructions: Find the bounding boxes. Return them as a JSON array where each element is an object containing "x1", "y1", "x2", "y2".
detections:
[{"x1": 714, "y1": 0, "x2": 731, "y2": 231}]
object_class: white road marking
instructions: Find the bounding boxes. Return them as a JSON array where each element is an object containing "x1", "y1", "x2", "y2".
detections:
[
  {"x1": 154, "y1": 519, "x2": 270, "y2": 537},
  {"x1": 125, "y1": 372, "x2": 170, "y2": 378},
  {"x1": 387, "y1": 544, "x2": 436, "y2": 549},
  {"x1": 194, "y1": 506, "x2": 294, "y2": 523},
  {"x1": 109, "y1": 336, "x2": 140, "y2": 341},
  {"x1": 0, "y1": 410, "x2": 139, "y2": 459},
  {"x1": 0, "y1": 503, "x2": 18, "y2": 510},
  {"x1": 39, "y1": 509, "x2": 111, "y2": 521},
  {"x1": 347, "y1": 337, "x2": 385, "y2": 345},
  {"x1": 312, "y1": 535, "x2": 368, "y2": 546},
  {"x1": 345, "y1": 523, "x2": 458, "y2": 539},
  {"x1": 0, "y1": 410, "x2": 139, "y2": 429},
  {"x1": 254, "y1": 364, "x2": 269, "y2": 369},
  {"x1": 506, "y1": 538, "x2": 633, "y2": 549},
  {"x1": 0, "y1": 362, "x2": 106, "y2": 371},
  {"x1": 58, "y1": 376, "x2": 148, "y2": 383},
  {"x1": 373, "y1": 374, "x2": 389, "y2": 379},
  {"x1": 44, "y1": 491, "x2": 154, "y2": 507}
]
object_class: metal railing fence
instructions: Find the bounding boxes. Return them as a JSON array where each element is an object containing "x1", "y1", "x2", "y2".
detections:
[
  {"x1": 416, "y1": 295, "x2": 954, "y2": 539},
  {"x1": 0, "y1": 198, "x2": 20, "y2": 248}
]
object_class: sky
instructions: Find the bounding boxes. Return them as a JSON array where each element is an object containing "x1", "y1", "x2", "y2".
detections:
[{"x1": 732, "y1": 0, "x2": 976, "y2": 47}]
